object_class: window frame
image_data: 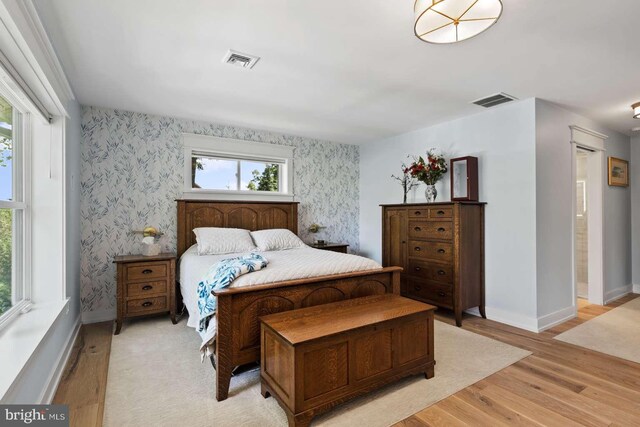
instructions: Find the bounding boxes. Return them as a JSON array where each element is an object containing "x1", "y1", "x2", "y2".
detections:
[
  {"x1": 0, "y1": 89, "x2": 32, "y2": 331},
  {"x1": 182, "y1": 134, "x2": 295, "y2": 201}
]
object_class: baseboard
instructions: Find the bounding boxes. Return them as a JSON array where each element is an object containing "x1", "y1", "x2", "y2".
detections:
[
  {"x1": 537, "y1": 305, "x2": 576, "y2": 332},
  {"x1": 39, "y1": 315, "x2": 81, "y2": 404},
  {"x1": 603, "y1": 285, "x2": 633, "y2": 305},
  {"x1": 82, "y1": 308, "x2": 116, "y2": 324},
  {"x1": 465, "y1": 306, "x2": 538, "y2": 333},
  {"x1": 633, "y1": 284, "x2": 640, "y2": 294}
]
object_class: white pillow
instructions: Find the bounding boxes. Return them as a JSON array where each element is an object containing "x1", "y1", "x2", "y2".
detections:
[
  {"x1": 250, "y1": 229, "x2": 306, "y2": 251},
  {"x1": 193, "y1": 227, "x2": 257, "y2": 255}
]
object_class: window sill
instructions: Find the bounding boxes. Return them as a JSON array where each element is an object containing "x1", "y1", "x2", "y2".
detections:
[
  {"x1": 182, "y1": 190, "x2": 295, "y2": 202},
  {"x1": 0, "y1": 298, "x2": 70, "y2": 401}
]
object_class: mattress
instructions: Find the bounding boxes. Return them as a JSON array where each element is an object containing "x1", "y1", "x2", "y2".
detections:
[{"x1": 179, "y1": 245, "x2": 382, "y2": 329}]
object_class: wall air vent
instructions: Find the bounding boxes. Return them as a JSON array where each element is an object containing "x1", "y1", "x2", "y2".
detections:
[
  {"x1": 471, "y1": 93, "x2": 518, "y2": 108},
  {"x1": 222, "y1": 50, "x2": 260, "y2": 69}
]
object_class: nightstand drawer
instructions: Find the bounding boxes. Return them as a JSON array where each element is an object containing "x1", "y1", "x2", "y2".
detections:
[
  {"x1": 127, "y1": 280, "x2": 167, "y2": 298},
  {"x1": 126, "y1": 296, "x2": 168, "y2": 315},
  {"x1": 126, "y1": 262, "x2": 168, "y2": 282}
]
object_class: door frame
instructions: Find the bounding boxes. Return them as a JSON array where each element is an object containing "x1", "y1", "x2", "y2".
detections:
[{"x1": 570, "y1": 125, "x2": 607, "y2": 306}]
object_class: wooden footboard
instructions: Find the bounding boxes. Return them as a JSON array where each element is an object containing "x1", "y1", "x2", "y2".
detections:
[{"x1": 212, "y1": 267, "x2": 402, "y2": 401}]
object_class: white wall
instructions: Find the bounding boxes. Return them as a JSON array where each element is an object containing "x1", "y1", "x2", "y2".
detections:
[
  {"x1": 0, "y1": 0, "x2": 81, "y2": 403},
  {"x1": 359, "y1": 99, "x2": 539, "y2": 330},
  {"x1": 535, "y1": 100, "x2": 632, "y2": 322},
  {"x1": 632, "y1": 136, "x2": 640, "y2": 288}
]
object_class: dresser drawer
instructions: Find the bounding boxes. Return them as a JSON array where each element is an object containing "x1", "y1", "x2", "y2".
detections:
[
  {"x1": 403, "y1": 279, "x2": 453, "y2": 308},
  {"x1": 126, "y1": 280, "x2": 167, "y2": 298},
  {"x1": 126, "y1": 296, "x2": 168, "y2": 315},
  {"x1": 407, "y1": 260, "x2": 454, "y2": 284},
  {"x1": 126, "y1": 262, "x2": 168, "y2": 282},
  {"x1": 428, "y1": 207, "x2": 453, "y2": 220},
  {"x1": 408, "y1": 221, "x2": 453, "y2": 240},
  {"x1": 408, "y1": 240, "x2": 453, "y2": 263}
]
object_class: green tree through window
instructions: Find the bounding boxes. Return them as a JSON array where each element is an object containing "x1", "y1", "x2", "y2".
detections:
[{"x1": 247, "y1": 164, "x2": 279, "y2": 191}]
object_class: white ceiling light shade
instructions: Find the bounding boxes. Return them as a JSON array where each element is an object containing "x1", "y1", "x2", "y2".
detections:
[
  {"x1": 633, "y1": 102, "x2": 640, "y2": 119},
  {"x1": 414, "y1": 0, "x2": 503, "y2": 44}
]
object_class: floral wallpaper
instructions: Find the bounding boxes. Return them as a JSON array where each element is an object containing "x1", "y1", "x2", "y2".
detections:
[{"x1": 81, "y1": 106, "x2": 360, "y2": 315}]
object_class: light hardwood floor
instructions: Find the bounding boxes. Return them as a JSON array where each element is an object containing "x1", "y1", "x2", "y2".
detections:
[{"x1": 54, "y1": 294, "x2": 640, "y2": 427}]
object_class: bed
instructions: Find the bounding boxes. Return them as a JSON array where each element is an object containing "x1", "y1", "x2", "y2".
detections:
[{"x1": 176, "y1": 200, "x2": 402, "y2": 401}]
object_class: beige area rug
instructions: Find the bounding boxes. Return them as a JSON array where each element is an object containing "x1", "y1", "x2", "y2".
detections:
[
  {"x1": 104, "y1": 317, "x2": 530, "y2": 427},
  {"x1": 555, "y1": 297, "x2": 640, "y2": 363}
]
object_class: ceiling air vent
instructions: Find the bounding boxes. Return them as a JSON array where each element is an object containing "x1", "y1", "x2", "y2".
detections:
[
  {"x1": 472, "y1": 93, "x2": 518, "y2": 108},
  {"x1": 222, "y1": 50, "x2": 260, "y2": 69}
]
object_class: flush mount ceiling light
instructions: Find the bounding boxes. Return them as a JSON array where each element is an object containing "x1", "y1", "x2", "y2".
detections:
[
  {"x1": 633, "y1": 102, "x2": 640, "y2": 119},
  {"x1": 414, "y1": 0, "x2": 503, "y2": 44}
]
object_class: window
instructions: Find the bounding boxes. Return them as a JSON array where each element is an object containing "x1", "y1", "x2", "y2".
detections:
[
  {"x1": 183, "y1": 134, "x2": 294, "y2": 200},
  {"x1": 0, "y1": 94, "x2": 28, "y2": 327}
]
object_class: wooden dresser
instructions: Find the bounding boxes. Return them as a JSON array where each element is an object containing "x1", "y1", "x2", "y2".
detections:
[
  {"x1": 381, "y1": 202, "x2": 485, "y2": 326},
  {"x1": 114, "y1": 253, "x2": 177, "y2": 334}
]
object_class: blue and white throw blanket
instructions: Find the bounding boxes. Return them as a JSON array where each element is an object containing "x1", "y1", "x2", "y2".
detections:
[{"x1": 197, "y1": 253, "x2": 268, "y2": 359}]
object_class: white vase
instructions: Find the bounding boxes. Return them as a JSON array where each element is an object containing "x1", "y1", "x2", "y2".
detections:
[
  {"x1": 142, "y1": 243, "x2": 161, "y2": 256},
  {"x1": 425, "y1": 185, "x2": 437, "y2": 203}
]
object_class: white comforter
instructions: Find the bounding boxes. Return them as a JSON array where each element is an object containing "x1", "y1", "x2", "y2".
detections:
[{"x1": 179, "y1": 245, "x2": 382, "y2": 329}]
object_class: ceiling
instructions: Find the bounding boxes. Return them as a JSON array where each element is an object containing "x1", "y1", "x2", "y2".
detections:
[{"x1": 33, "y1": 0, "x2": 640, "y2": 144}]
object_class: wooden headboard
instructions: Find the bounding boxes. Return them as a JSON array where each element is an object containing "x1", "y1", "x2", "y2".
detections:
[{"x1": 176, "y1": 200, "x2": 299, "y2": 258}]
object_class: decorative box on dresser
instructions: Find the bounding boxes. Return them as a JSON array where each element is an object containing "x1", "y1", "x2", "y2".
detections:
[
  {"x1": 381, "y1": 202, "x2": 485, "y2": 326},
  {"x1": 114, "y1": 253, "x2": 177, "y2": 334}
]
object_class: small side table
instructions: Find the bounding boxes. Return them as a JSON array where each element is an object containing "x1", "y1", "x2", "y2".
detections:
[
  {"x1": 113, "y1": 253, "x2": 177, "y2": 335},
  {"x1": 309, "y1": 242, "x2": 349, "y2": 254}
]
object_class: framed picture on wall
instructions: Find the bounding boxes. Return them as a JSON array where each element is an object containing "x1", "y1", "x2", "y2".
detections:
[{"x1": 608, "y1": 157, "x2": 629, "y2": 187}]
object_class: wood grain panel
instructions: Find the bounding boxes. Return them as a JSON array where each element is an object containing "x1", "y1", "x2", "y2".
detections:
[
  {"x1": 303, "y1": 342, "x2": 349, "y2": 400},
  {"x1": 396, "y1": 318, "x2": 429, "y2": 365},
  {"x1": 353, "y1": 329, "x2": 393, "y2": 381},
  {"x1": 228, "y1": 207, "x2": 258, "y2": 230},
  {"x1": 350, "y1": 280, "x2": 388, "y2": 298},
  {"x1": 300, "y1": 287, "x2": 346, "y2": 308},
  {"x1": 263, "y1": 329, "x2": 294, "y2": 399},
  {"x1": 239, "y1": 296, "x2": 295, "y2": 351}
]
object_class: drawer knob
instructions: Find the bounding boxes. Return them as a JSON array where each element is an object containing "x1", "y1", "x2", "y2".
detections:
[
  {"x1": 437, "y1": 227, "x2": 446, "y2": 232},
  {"x1": 414, "y1": 285, "x2": 422, "y2": 291},
  {"x1": 414, "y1": 227, "x2": 422, "y2": 232},
  {"x1": 438, "y1": 291, "x2": 446, "y2": 297},
  {"x1": 414, "y1": 211, "x2": 422, "y2": 215},
  {"x1": 437, "y1": 249, "x2": 446, "y2": 254},
  {"x1": 437, "y1": 210, "x2": 445, "y2": 215},
  {"x1": 142, "y1": 285, "x2": 153, "y2": 291},
  {"x1": 142, "y1": 269, "x2": 153, "y2": 274},
  {"x1": 414, "y1": 246, "x2": 421, "y2": 251},
  {"x1": 142, "y1": 301, "x2": 153, "y2": 307},
  {"x1": 438, "y1": 270, "x2": 446, "y2": 275},
  {"x1": 415, "y1": 267, "x2": 421, "y2": 271}
]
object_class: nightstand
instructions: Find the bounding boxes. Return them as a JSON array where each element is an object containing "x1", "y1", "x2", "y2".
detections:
[
  {"x1": 309, "y1": 242, "x2": 349, "y2": 253},
  {"x1": 113, "y1": 253, "x2": 176, "y2": 335}
]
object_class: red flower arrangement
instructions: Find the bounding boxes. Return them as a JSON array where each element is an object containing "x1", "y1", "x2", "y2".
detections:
[{"x1": 406, "y1": 149, "x2": 448, "y2": 185}]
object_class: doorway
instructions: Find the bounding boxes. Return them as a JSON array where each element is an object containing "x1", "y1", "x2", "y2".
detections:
[
  {"x1": 571, "y1": 133, "x2": 605, "y2": 307},
  {"x1": 575, "y1": 148, "x2": 589, "y2": 306}
]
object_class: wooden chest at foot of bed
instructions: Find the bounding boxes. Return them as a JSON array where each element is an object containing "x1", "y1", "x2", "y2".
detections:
[{"x1": 259, "y1": 294, "x2": 436, "y2": 427}]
